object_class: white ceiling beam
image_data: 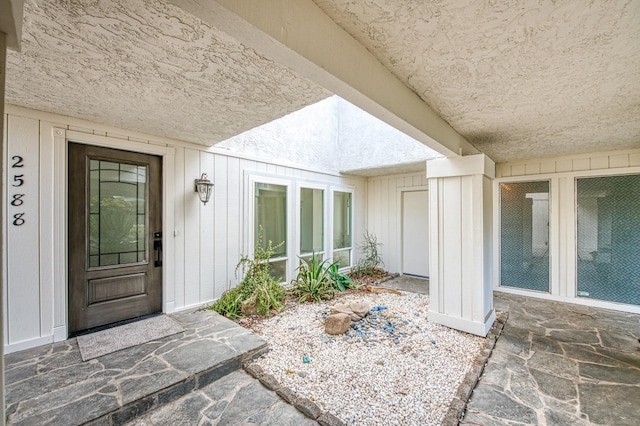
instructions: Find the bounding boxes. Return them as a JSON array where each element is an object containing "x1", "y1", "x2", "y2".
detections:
[{"x1": 166, "y1": 0, "x2": 478, "y2": 157}]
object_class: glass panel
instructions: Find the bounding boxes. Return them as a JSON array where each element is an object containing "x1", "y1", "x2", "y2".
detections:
[
  {"x1": 100, "y1": 161, "x2": 120, "y2": 182},
  {"x1": 300, "y1": 253, "x2": 324, "y2": 265},
  {"x1": 119, "y1": 252, "x2": 138, "y2": 264},
  {"x1": 333, "y1": 249, "x2": 351, "y2": 269},
  {"x1": 89, "y1": 213, "x2": 99, "y2": 256},
  {"x1": 300, "y1": 188, "x2": 324, "y2": 255},
  {"x1": 577, "y1": 175, "x2": 640, "y2": 305},
  {"x1": 255, "y1": 183, "x2": 287, "y2": 258},
  {"x1": 137, "y1": 182, "x2": 146, "y2": 214},
  {"x1": 333, "y1": 191, "x2": 352, "y2": 250},
  {"x1": 120, "y1": 163, "x2": 139, "y2": 183},
  {"x1": 137, "y1": 211, "x2": 146, "y2": 262},
  {"x1": 100, "y1": 254, "x2": 119, "y2": 266},
  {"x1": 89, "y1": 160, "x2": 147, "y2": 267},
  {"x1": 500, "y1": 181, "x2": 550, "y2": 292},
  {"x1": 269, "y1": 260, "x2": 287, "y2": 283},
  {"x1": 89, "y1": 167, "x2": 99, "y2": 214}
]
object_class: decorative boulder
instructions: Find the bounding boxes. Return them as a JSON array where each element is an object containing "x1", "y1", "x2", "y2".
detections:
[
  {"x1": 325, "y1": 313, "x2": 351, "y2": 335},
  {"x1": 241, "y1": 295, "x2": 259, "y2": 316},
  {"x1": 330, "y1": 302, "x2": 369, "y2": 321},
  {"x1": 350, "y1": 302, "x2": 369, "y2": 318}
]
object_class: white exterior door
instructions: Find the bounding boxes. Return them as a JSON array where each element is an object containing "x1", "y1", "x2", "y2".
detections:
[{"x1": 402, "y1": 190, "x2": 429, "y2": 277}]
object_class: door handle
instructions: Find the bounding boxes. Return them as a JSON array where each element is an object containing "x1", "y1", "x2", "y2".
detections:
[{"x1": 153, "y1": 232, "x2": 162, "y2": 267}]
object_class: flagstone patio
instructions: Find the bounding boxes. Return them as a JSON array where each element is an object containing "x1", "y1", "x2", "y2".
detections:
[
  {"x1": 3, "y1": 309, "x2": 287, "y2": 425},
  {"x1": 464, "y1": 293, "x2": 640, "y2": 426}
]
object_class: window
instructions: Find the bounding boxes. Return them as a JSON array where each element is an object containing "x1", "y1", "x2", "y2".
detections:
[
  {"x1": 500, "y1": 181, "x2": 550, "y2": 292},
  {"x1": 333, "y1": 191, "x2": 352, "y2": 268},
  {"x1": 255, "y1": 182, "x2": 287, "y2": 281},
  {"x1": 300, "y1": 188, "x2": 324, "y2": 262},
  {"x1": 576, "y1": 175, "x2": 640, "y2": 306}
]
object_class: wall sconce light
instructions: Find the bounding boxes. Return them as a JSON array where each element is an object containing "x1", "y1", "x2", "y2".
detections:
[{"x1": 194, "y1": 173, "x2": 214, "y2": 205}]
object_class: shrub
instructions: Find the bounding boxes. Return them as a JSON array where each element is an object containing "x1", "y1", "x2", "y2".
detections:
[
  {"x1": 253, "y1": 278, "x2": 285, "y2": 316},
  {"x1": 210, "y1": 227, "x2": 284, "y2": 318},
  {"x1": 352, "y1": 231, "x2": 384, "y2": 276},
  {"x1": 327, "y1": 262, "x2": 358, "y2": 292},
  {"x1": 293, "y1": 254, "x2": 359, "y2": 302},
  {"x1": 293, "y1": 255, "x2": 335, "y2": 302},
  {"x1": 210, "y1": 286, "x2": 245, "y2": 319}
]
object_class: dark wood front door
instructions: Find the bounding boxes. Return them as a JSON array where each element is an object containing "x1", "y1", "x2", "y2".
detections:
[{"x1": 68, "y1": 143, "x2": 162, "y2": 334}]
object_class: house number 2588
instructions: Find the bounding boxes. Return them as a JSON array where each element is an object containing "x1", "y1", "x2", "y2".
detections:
[{"x1": 11, "y1": 155, "x2": 25, "y2": 226}]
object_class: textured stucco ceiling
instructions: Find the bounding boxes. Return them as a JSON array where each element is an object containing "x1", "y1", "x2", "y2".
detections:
[
  {"x1": 6, "y1": 1, "x2": 640, "y2": 164},
  {"x1": 5, "y1": 0, "x2": 330, "y2": 146},
  {"x1": 313, "y1": 0, "x2": 640, "y2": 162}
]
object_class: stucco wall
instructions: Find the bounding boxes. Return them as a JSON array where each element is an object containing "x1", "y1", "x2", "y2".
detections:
[
  {"x1": 219, "y1": 96, "x2": 438, "y2": 175},
  {"x1": 336, "y1": 98, "x2": 438, "y2": 173},
  {"x1": 218, "y1": 98, "x2": 341, "y2": 173}
]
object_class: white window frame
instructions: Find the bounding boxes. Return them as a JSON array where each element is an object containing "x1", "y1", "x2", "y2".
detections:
[
  {"x1": 245, "y1": 174, "x2": 357, "y2": 281},
  {"x1": 495, "y1": 179, "x2": 552, "y2": 294},
  {"x1": 296, "y1": 182, "x2": 328, "y2": 264},
  {"x1": 574, "y1": 172, "x2": 640, "y2": 306},
  {"x1": 330, "y1": 186, "x2": 355, "y2": 270},
  {"x1": 247, "y1": 173, "x2": 294, "y2": 283}
]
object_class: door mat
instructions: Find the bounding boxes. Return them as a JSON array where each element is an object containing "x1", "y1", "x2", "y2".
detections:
[{"x1": 77, "y1": 315, "x2": 183, "y2": 361}]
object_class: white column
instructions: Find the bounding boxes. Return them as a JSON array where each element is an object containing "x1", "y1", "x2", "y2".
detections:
[
  {"x1": 0, "y1": 29, "x2": 7, "y2": 425},
  {"x1": 427, "y1": 154, "x2": 495, "y2": 336},
  {"x1": 1, "y1": 2, "x2": 24, "y2": 420}
]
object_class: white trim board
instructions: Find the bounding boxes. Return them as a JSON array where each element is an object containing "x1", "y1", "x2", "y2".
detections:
[
  {"x1": 495, "y1": 287, "x2": 640, "y2": 315},
  {"x1": 8, "y1": 105, "x2": 355, "y2": 179}
]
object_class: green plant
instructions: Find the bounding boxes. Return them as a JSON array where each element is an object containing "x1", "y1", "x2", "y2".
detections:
[
  {"x1": 293, "y1": 255, "x2": 335, "y2": 302},
  {"x1": 253, "y1": 279, "x2": 285, "y2": 316},
  {"x1": 327, "y1": 262, "x2": 357, "y2": 292},
  {"x1": 352, "y1": 230, "x2": 384, "y2": 276},
  {"x1": 210, "y1": 226, "x2": 284, "y2": 318}
]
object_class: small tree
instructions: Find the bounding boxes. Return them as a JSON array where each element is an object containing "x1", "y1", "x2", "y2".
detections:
[{"x1": 352, "y1": 231, "x2": 384, "y2": 276}]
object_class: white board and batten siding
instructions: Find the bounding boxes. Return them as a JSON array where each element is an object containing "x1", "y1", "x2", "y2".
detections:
[
  {"x1": 2, "y1": 106, "x2": 366, "y2": 353},
  {"x1": 3, "y1": 115, "x2": 47, "y2": 350},
  {"x1": 366, "y1": 172, "x2": 429, "y2": 275}
]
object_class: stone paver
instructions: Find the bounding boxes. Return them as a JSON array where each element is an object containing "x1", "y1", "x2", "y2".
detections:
[
  {"x1": 4, "y1": 310, "x2": 267, "y2": 425},
  {"x1": 378, "y1": 274, "x2": 429, "y2": 294},
  {"x1": 464, "y1": 293, "x2": 640, "y2": 426},
  {"x1": 125, "y1": 370, "x2": 317, "y2": 426}
]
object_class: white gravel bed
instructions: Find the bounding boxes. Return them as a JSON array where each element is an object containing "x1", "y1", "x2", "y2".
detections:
[{"x1": 249, "y1": 291, "x2": 485, "y2": 425}]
